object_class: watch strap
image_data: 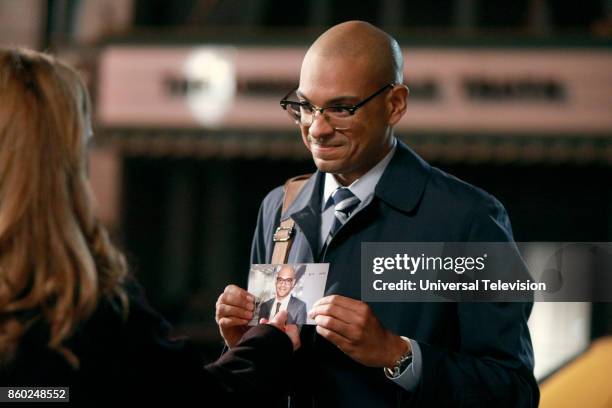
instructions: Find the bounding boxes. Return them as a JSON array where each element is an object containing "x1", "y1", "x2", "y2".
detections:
[{"x1": 384, "y1": 336, "x2": 413, "y2": 379}]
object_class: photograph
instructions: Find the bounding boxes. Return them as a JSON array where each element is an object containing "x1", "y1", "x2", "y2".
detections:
[{"x1": 247, "y1": 264, "x2": 329, "y2": 325}]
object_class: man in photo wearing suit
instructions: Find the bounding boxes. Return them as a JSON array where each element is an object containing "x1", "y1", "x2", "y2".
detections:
[
  {"x1": 259, "y1": 265, "x2": 307, "y2": 325},
  {"x1": 215, "y1": 20, "x2": 538, "y2": 407}
]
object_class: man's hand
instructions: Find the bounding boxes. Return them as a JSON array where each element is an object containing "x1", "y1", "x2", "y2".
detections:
[
  {"x1": 215, "y1": 284, "x2": 255, "y2": 348},
  {"x1": 260, "y1": 310, "x2": 301, "y2": 351},
  {"x1": 309, "y1": 295, "x2": 410, "y2": 368}
]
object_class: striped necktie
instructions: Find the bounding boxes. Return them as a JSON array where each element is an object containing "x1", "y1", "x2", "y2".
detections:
[{"x1": 327, "y1": 187, "x2": 361, "y2": 241}]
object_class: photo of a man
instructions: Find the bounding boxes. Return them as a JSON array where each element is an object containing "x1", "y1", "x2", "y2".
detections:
[{"x1": 258, "y1": 265, "x2": 307, "y2": 325}]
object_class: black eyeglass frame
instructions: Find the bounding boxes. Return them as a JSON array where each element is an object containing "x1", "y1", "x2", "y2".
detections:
[{"x1": 279, "y1": 83, "x2": 397, "y2": 125}]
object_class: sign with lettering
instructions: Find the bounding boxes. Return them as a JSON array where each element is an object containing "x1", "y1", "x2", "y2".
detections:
[{"x1": 97, "y1": 46, "x2": 612, "y2": 134}]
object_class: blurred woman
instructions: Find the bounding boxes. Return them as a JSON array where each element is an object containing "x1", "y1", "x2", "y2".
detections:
[{"x1": 0, "y1": 48, "x2": 298, "y2": 404}]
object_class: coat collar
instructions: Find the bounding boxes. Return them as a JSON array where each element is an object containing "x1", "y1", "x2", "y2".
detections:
[
  {"x1": 374, "y1": 140, "x2": 431, "y2": 213},
  {"x1": 281, "y1": 140, "x2": 431, "y2": 219},
  {"x1": 279, "y1": 140, "x2": 431, "y2": 255},
  {"x1": 280, "y1": 171, "x2": 323, "y2": 222}
]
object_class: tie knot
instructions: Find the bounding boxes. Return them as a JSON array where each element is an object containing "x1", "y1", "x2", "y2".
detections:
[
  {"x1": 331, "y1": 187, "x2": 360, "y2": 215},
  {"x1": 332, "y1": 187, "x2": 356, "y2": 204}
]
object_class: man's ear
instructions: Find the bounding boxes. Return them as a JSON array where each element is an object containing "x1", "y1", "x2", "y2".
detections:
[{"x1": 387, "y1": 84, "x2": 409, "y2": 126}]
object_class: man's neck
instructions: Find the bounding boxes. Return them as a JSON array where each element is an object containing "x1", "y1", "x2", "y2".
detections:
[{"x1": 334, "y1": 136, "x2": 396, "y2": 186}]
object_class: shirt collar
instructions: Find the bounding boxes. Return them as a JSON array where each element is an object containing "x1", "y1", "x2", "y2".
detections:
[
  {"x1": 322, "y1": 138, "x2": 397, "y2": 210},
  {"x1": 275, "y1": 295, "x2": 291, "y2": 306}
]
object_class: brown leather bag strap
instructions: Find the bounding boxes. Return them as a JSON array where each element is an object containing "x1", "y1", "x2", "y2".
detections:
[{"x1": 271, "y1": 174, "x2": 312, "y2": 264}]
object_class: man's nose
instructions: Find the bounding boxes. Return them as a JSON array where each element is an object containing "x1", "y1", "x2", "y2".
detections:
[{"x1": 307, "y1": 111, "x2": 335, "y2": 139}]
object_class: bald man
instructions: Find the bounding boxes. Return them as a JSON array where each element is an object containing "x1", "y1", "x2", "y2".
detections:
[
  {"x1": 258, "y1": 265, "x2": 307, "y2": 325},
  {"x1": 216, "y1": 21, "x2": 538, "y2": 407}
]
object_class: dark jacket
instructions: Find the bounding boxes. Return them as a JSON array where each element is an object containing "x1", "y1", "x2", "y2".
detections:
[
  {"x1": 1, "y1": 282, "x2": 293, "y2": 405},
  {"x1": 259, "y1": 295, "x2": 307, "y2": 325},
  {"x1": 250, "y1": 141, "x2": 539, "y2": 407}
]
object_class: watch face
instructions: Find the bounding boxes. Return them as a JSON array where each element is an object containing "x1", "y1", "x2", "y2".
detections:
[{"x1": 384, "y1": 367, "x2": 399, "y2": 378}]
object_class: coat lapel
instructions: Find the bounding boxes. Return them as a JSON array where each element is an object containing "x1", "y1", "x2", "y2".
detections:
[{"x1": 374, "y1": 140, "x2": 432, "y2": 213}]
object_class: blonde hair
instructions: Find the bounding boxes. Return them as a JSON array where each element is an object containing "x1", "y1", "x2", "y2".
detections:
[{"x1": 0, "y1": 49, "x2": 128, "y2": 367}]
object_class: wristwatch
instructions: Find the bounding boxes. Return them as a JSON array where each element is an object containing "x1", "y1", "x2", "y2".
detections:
[{"x1": 384, "y1": 336, "x2": 413, "y2": 379}]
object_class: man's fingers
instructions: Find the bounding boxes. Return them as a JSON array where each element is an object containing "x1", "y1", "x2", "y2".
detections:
[
  {"x1": 223, "y1": 284, "x2": 255, "y2": 302},
  {"x1": 308, "y1": 302, "x2": 356, "y2": 324},
  {"x1": 217, "y1": 286, "x2": 255, "y2": 311},
  {"x1": 216, "y1": 304, "x2": 253, "y2": 321},
  {"x1": 312, "y1": 294, "x2": 362, "y2": 310},
  {"x1": 314, "y1": 315, "x2": 355, "y2": 339},
  {"x1": 269, "y1": 310, "x2": 289, "y2": 327},
  {"x1": 285, "y1": 324, "x2": 299, "y2": 335},
  {"x1": 217, "y1": 293, "x2": 254, "y2": 310},
  {"x1": 316, "y1": 325, "x2": 351, "y2": 350},
  {"x1": 225, "y1": 284, "x2": 255, "y2": 299},
  {"x1": 218, "y1": 317, "x2": 250, "y2": 328},
  {"x1": 285, "y1": 324, "x2": 301, "y2": 351}
]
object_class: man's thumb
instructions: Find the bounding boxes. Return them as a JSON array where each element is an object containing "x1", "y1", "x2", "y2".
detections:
[{"x1": 269, "y1": 309, "x2": 288, "y2": 326}]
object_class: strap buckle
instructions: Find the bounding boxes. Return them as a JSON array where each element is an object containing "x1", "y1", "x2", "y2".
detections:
[{"x1": 273, "y1": 226, "x2": 294, "y2": 242}]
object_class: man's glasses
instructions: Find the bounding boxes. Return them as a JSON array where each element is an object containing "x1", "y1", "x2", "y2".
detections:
[
  {"x1": 276, "y1": 277, "x2": 295, "y2": 286},
  {"x1": 280, "y1": 83, "x2": 396, "y2": 128}
]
